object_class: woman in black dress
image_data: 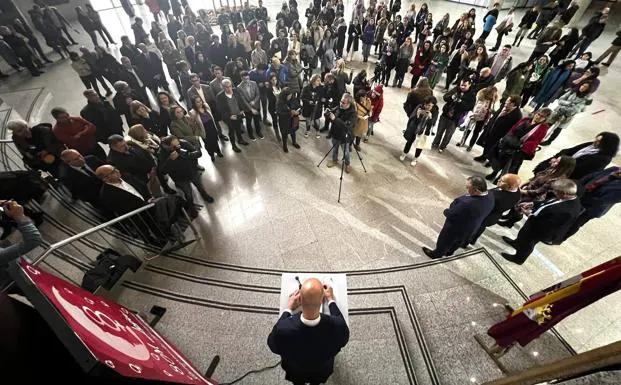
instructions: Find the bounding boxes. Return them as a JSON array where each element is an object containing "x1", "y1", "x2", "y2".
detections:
[
  {"x1": 189, "y1": 96, "x2": 223, "y2": 161},
  {"x1": 156, "y1": 91, "x2": 180, "y2": 135},
  {"x1": 267, "y1": 74, "x2": 282, "y2": 141},
  {"x1": 130, "y1": 100, "x2": 164, "y2": 137},
  {"x1": 276, "y1": 87, "x2": 300, "y2": 152}
]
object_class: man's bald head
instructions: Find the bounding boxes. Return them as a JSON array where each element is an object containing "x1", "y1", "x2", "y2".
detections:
[
  {"x1": 95, "y1": 165, "x2": 114, "y2": 178},
  {"x1": 300, "y1": 278, "x2": 324, "y2": 311},
  {"x1": 60, "y1": 149, "x2": 85, "y2": 167},
  {"x1": 96, "y1": 165, "x2": 122, "y2": 184}
]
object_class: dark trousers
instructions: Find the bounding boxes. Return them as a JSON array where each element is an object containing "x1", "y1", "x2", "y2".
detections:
[
  {"x1": 282, "y1": 131, "x2": 297, "y2": 150},
  {"x1": 244, "y1": 112, "x2": 262, "y2": 138},
  {"x1": 479, "y1": 29, "x2": 491, "y2": 42},
  {"x1": 574, "y1": 38, "x2": 595, "y2": 58},
  {"x1": 227, "y1": 119, "x2": 244, "y2": 148},
  {"x1": 470, "y1": 224, "x2": 487, "y2": 245},
  {"x1": 493, "y1": 31, "x2": 507, "y2": 51},
  {"x1": 259, "y1": 93, "x2": 268, "y2": 120},
  {"x1": 469, "y1": 120, "x2": 486, "y2": 148},
  {"x1": 28, "y1": 39, "x2": 50, "y2": 62},
  {"x1": 435, "y1": 226, "x2": 464, "y2": 257},
  {"x1": 269, "y1": 110, "x2": 281, "y2": 139},
  {"x1": 491, "y1": 151, "x2": 527, "y2": 180},
  {"x1": 174, "y1": 172, "x2": 210, "y2": 216},
  {"x1": 86, "y1": 30, "x2": 99, "y2": 46},
  {"x1": 96, "y1": 27, "x2": 115, "y2": 44},
  {"x1": 528, "y1": 24, "x2": 546, "y2": 39},
  {"x1": 60, "y1": 26, "x2": 77, "y2": 43},
  {"x1": 501, "y1": 205, "x2": 524, "y2": 227},
  {"x1": 543, "y1": 124, "x2": 563, "y2": 145},
  {"x1": 147, "y1": 77, "x2": 170, "y2": 95},
  {"x1": 512, "y1": 220, "x2": 542, "y2": 264},
  {"x1": 18, "y1": 52, "x2": 38, "y2": 75},
  {"x1": 382, "y1": 68, "x2": 392, "y2": 85},
  {"x1": 394, "y1": 69, "x2": 406, "y2": 87},
  {"x1": 432, "y1": 115, "x2": 457, "y2": 149},
  {"x1": 403, "y1": 139, "x2": 423, "y2": 156},
  {"x1": 445, "y1": 67, "x2": 459, "y2": 89},
  {"x1": 80, "y1": 74, "x2": 111, "y2": 96}
]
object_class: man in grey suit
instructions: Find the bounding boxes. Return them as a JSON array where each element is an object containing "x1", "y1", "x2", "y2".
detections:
[
  {"x1": 187, "y1": 73, "x2": 228, "y2": 141},
  {"x1": 237, "y1": 71, "x2": 263, "y2": 140}
]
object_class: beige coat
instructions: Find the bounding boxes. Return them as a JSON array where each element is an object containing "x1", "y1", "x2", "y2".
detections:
[
  {"x1": 170, "y1": 116, "x2": 205, "y2": 148},
  {"x1": 353, "y1": 97, "x2": 373, "y2": 137}
]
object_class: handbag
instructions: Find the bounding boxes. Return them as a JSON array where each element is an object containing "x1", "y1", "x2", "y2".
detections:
[{"x1": 498, "y1": 134, "x2": 521, "y2": 156}]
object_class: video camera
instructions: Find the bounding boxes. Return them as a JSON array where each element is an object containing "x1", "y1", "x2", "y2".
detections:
[{"x1": 323, "y1": 106, "x2": 337, "y2": 119}]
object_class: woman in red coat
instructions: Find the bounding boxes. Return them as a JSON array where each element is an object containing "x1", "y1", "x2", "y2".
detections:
[
  {"x1": 409, "y1": 40, "x2": 433, "y2": 88},
  {"x1": 486, "y1": 108, "x2": 552, "y2": 183}
]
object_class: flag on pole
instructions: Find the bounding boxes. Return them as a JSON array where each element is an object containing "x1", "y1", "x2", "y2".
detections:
[{"x1": 488, "y1": 256, "x2": 621, "y2": 347}]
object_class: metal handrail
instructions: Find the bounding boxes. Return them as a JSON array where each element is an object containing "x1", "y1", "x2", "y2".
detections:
[
  {"x1": 0, "y1": 139, "x2": 13, "y2": 143},
  {"x1": 32, "y1": 202, "x2": 156, "y2": 266}
]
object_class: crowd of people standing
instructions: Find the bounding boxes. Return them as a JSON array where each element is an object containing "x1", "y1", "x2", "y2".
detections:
[{"x1": 3, "y1": 0, "x2": 621, "y2": 268}]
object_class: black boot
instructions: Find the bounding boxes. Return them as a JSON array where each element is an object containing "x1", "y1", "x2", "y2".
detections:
[{"x1": 485, "y1": 171, "x2": 498, "y2": 181}]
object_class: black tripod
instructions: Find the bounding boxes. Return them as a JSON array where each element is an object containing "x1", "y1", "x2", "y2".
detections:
[{"x1": 317, "y1": 135, "x2": 367, "y2": 203}]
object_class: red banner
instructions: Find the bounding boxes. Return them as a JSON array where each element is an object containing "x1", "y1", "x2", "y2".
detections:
[
  {"x1": 19, "y1": 260, "x2": 215, "y2": 384},
  {"x1": 488, "y1": 256, "x2": 621, "y2": 348}
]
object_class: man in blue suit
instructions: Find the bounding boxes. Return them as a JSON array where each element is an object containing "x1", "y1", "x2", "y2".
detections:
[
  {"x1": 562, "y1": 167, "x2": 621, "y2": 241},
  {"x1": 268, "y1": 278, "x2": 349, "y2": 385},
  {"x1": 423, "y1": 176, "x2": 495, "y2": 259}
]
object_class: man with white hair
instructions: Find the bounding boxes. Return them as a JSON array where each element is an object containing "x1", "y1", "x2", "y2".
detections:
[
  {"x1": 8, "y1": 119, "x2": 63, "y2": 176},
  {"x1": 216, "y1": 78, "x2": 249, "y2": 153},
  {"x1": 501, "y1": 179, "x2": 582, "y2": 265}
]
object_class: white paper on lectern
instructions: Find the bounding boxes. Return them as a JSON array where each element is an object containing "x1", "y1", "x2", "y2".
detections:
[{"x1": 279, "y1": 273, "x2": 349, "y2": 327}]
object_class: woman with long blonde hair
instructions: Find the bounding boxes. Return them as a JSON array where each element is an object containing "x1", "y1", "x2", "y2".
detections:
[{"x1": 458, "y1": 85, "x2": 498, "y2": 151}]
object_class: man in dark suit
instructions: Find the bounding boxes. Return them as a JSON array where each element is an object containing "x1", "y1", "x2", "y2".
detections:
[
  {"x1": 120, "y1": 35, "x2": 140, "y2": 61},
  {"x1": 95, "y1": 164, "x2": 170, "y2": 245},
  {"x1": 470, "y1": 173, "x2": 522, "y2": 245},
  {"x1": 502, "y1": 179, "x2": 582, "y2": 264},
  {"x1": 216, "y1": 78, "x2": 249, "y2": 153},
  {"x1": 108, "y1": 134, "x2": 177, "y2": 195},
  {"x1": 133, "y1": 43, "x2": 169, "y2": 94},
  {"x1": 423, "y1": 176, "x2": 495, "y2": 259},
  {"x1": 562, "y1": 167, "x2": 621, "y2": 241},
  {"x1": 268, "y1": 278, "x2": 349, "y2": 385},
  {"x1": 107, "y1": 135, "x2": 155, "y2": 184},
  {"x1": 80, "y1": 89, "x2": 124, "y2": 144},
  {"x1": 474, "y1": 96, "x2": 523, "y2": 164},
  {"x1": 95, "y1": 164, "x2": 151, "y2": 215},
  {"x1": 59, "y1": 149, "x2": 104, "y2": 208},
  {"x1": 118, "y1": 57, "x2": 150, "y2": 103}
]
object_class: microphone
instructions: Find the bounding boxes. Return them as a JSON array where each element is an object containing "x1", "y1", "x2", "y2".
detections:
[{"x1": 294, "y1": 276, "x2": 302, "y2": 289}]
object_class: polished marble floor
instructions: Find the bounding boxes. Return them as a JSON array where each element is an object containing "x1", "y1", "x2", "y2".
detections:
[{"x1": 2, "y1": 1, "x2": 621, "y2": 384}]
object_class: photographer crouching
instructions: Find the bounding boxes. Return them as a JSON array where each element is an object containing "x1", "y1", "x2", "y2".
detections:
[
  {"x1": 0, "y1": 200, "x2": 42, "y2": 266},
  {"x1": 325, "y1": 93, "x2": 356, "y2": 174},
  {"x1": 158, "y1": 135, "x2": 215, "y2": 218}
]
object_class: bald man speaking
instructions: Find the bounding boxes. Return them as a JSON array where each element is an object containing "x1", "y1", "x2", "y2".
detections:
[{"x1": 268, "y1": 278, "x2": 349, "y2": 385}]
